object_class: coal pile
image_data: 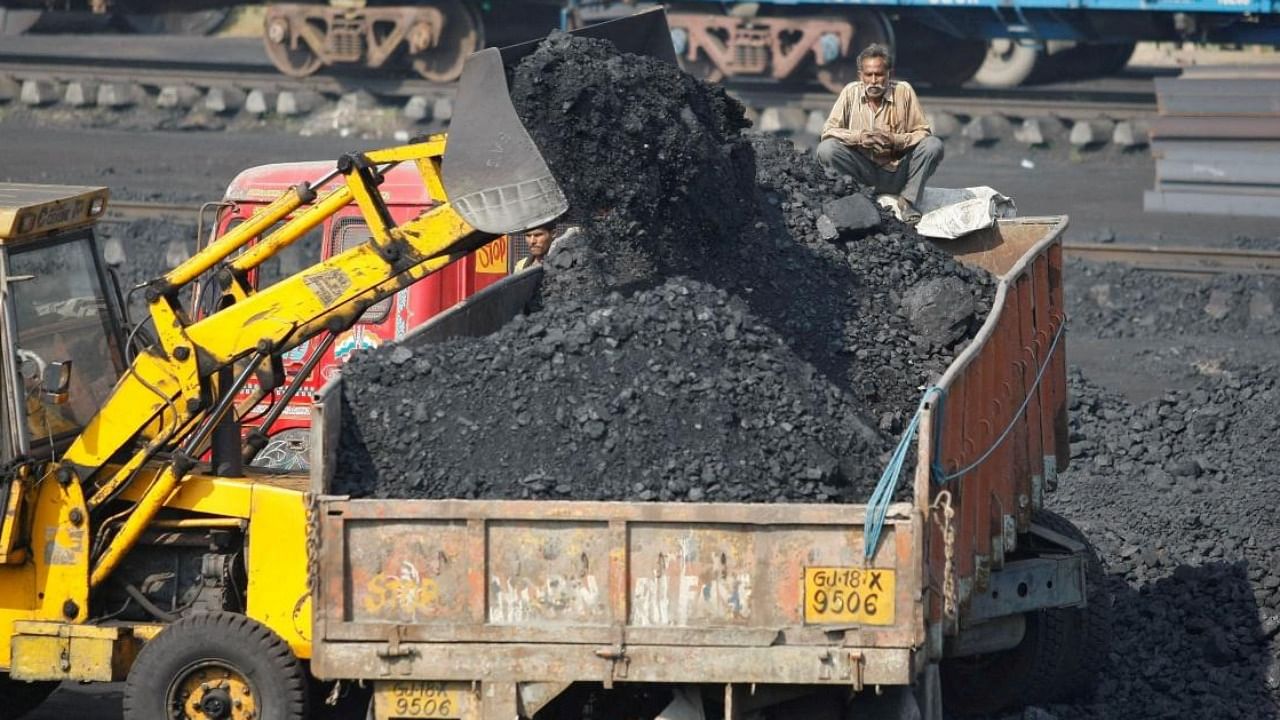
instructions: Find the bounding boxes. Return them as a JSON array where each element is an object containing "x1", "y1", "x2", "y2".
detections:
[
  {"x1": 336, "y1": 33, "x2": 995, "y2": 503},
  {"x1": 508, "y1": 31, "x2": 755, "y2": 298},
  {"x1": 1068, "y1": 259, "x2": 1280, "y2": 339},
  {"x1": 336, "y1": 279, "x2": 884, "y2": 502},
  {"x1": 1027, "y1": 366, "x2": 1280, "y2": 719}
]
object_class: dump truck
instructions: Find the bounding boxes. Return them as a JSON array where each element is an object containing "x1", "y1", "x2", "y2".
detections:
[{"x1": 305, "y1": 214, "x2": 1105, "y2": 720}]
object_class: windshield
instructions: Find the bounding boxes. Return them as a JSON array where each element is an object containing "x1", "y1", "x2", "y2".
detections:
[{"x1": 7, "y1": 232, "x2": 125, "y2": 445}]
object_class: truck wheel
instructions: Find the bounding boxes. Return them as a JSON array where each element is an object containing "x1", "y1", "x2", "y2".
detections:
[
  {"x1": 1031, "y1": 510, "x2": 1112, "y2": 703},
  {"x1": 941, "y1": 511, "x2": 1110, "y2": 715},
  {"x1": 0, "y1": 675, "x2": 57, "y2": 719},
  {"x1": 123, "y1": 612, "x2": 308, "y2": 720}
]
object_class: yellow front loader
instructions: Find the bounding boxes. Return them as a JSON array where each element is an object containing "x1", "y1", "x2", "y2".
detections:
[{"x1": 0, "y1": 13, "x2": 672, "y2": 718}]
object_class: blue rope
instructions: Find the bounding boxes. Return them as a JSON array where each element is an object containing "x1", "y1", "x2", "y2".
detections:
[
  {"x1": 864, "y1": 387, "x2": 942, "y2": 559},
  {"x1": 863, "y1": 317, "x2": 1067, "y2": 559}
]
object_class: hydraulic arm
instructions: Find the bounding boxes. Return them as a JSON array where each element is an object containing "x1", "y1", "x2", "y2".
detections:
[{"x1": 54, "y1": 47, "x2": 567, "y2": 588}]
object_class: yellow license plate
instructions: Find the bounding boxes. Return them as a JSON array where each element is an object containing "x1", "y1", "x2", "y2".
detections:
[
  {"x1": 803, "y1": 567, "x2": 896, "y2": 625},
  {"x1": 374, "y1": 681, "x2": 463, "y2": 719}
]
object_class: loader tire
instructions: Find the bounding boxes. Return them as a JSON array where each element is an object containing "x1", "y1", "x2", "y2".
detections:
[
  {"x1": 941, "y1": 511, "x2": 1110, "y2": 715},
  {"x1": 0, "y1": 675, "x2": 57, "y2": 720},
  {"x1": 123, "y1": 611, "x2": 308, "y2": 720}
]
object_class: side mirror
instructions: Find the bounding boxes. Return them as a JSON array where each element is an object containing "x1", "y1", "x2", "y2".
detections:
[{"x1": 42, "y1": 361, "x2": 71, "y2": 405}]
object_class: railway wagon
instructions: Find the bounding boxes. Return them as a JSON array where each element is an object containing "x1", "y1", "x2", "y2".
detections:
[
  {"x1": 5, "y1": 0, "x2": 1277, "y2": 88},
  {"x1": 306, "y1": 216, "x2": 1107, "y2": 719},
  {"x1": 600, "y1": 0, "x2": 1280, "y2": 90}
]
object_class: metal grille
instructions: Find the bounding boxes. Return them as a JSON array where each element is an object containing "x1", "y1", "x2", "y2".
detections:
[{"x1": 509, "y1": 232, "x2": 531, "y2": 272}]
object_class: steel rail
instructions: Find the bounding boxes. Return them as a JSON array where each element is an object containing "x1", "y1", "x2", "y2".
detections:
[
  {"x1": 730, "y1": 86, "x2": 1156, "y2": 119},
  {"x1": 103, "y1": 200, "x2": 203, "y2": 224},
  {"x1": 1062, "y1": 242, "x2": 1280, "y2": 276}
]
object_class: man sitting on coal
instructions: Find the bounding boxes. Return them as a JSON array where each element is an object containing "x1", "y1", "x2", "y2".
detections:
[{"x1": 815, "y1": 43, "x2": 943, "y2": 225}]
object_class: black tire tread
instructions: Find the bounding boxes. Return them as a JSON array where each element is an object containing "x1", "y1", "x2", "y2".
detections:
[
  {"x1": 123, "y1": 611, "x2": 307, "y2": 720},
  {"x1": 1032, "y1": 510, "x2": 1112, "y2": 702},
  {"x1": 941, "y1": 510, "x2": 1110, "y2": 715}
]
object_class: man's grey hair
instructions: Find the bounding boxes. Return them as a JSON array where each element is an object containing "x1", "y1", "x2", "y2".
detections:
[{"x1": 856, "y1": 43, "x2": 893, "y2": 71}]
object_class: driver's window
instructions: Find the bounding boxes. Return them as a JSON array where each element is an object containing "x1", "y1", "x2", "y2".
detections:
[{"x1": 6, "y1": 233, "x2": 123, "y2": 444}]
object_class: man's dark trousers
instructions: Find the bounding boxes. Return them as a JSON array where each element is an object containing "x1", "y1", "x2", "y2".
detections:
[{"x1": 816, "y1": 136, "x2": 944, "y2": 205}]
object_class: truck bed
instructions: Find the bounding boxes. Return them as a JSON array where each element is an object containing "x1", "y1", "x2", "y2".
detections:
[{"x1": 308, "y1": 216, "x2": 1069, "y2": 715}]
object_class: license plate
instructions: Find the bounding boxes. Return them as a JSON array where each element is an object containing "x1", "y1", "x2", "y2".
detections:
[
  {"x1": 374, "y1": 681, "x2": 463, "y2": 719},
  {"x1": 803, "y1": 567, "x2": 896, "y2": 625}
]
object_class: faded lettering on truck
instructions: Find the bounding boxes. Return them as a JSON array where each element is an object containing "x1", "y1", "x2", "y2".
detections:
[{"x1": 632, "y1": 536, "x2": 753, "y2": 626}]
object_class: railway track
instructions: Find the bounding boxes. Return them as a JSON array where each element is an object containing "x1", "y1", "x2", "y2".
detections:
[
  {"x1": 1062, "y1": 242, "x2": 1280, "y2": 276},
  {"x1": 0, "y1": 59, "x2": 449, "y2": 99},
  {"x1": 108, "y1": 200, "x2": 228, "y2": 221},
  {"x1": 0, "y1": 42, "x2": 1157, "y2": 120},
  {"x1": 104, "y1": 201, "x2": 1278, "y2": 275}
]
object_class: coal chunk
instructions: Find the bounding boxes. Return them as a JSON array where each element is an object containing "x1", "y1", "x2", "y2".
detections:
[
  {"x1": 336, "y1": 280, "x2": 884, "y2": 503},
  {"x1": 901, "y1": 276, "x2": 977, "y2": 348},
  {"x1": 818, "y1": 193, "x2": 882, "y2": 240}
]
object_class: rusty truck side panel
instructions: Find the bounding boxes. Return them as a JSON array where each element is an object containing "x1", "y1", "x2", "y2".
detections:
[
  {"x1": 913, "y1": 217, "x2": 1070, "y2": 638},
  {"x1": 313, "y1": 500, "x2": 923, "y2": 687}
]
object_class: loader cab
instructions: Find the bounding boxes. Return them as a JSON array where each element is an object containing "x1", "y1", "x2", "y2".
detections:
[
  {"x1": 0, "y1": 184, "x2": 127, "y2": 458},
  {"x1": 0, "y1": 184, "x2": 127, "y2": 558}
]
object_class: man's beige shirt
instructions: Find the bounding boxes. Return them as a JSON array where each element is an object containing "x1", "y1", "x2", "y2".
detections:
[{"x1": 821, "y1": 80, "x2": 931, "y2": 170}]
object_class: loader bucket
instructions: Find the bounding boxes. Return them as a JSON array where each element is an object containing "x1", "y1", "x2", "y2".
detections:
[
  {"x1": 442, "y1": 47, "x2": 567, "y2": 235},
  {"x1": 442, "y1": 9, "x2": 677, "y2": 235}
]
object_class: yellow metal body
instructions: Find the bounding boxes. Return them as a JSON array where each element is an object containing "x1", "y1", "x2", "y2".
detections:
[
  {"x1": 10, "y1": 621, "x2": 145, "y2": 682},
  {"x1": 0, "y1": 471, "x2": 92, "y2": 669},
  {"x1": 0, "y1": 184, "x2": 108, "y2": 240},
  {"x1": 0, "y1": 464, "x2": 311, "y2": 676},
  {"x1": 0, "y1": 133, "x2": 491, "y2": 682},
  {"x1": 59, "y1": 136, "x2": 477, "y2": 593}
]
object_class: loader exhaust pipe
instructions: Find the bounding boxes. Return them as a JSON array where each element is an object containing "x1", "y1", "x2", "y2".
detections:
[{"x1": 441, "y1": 8, "x2": 678, "y2": 235}]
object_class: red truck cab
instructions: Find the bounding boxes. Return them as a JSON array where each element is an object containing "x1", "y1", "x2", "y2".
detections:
[{"x1": 211, "y1": 160, "x2": 515, "y2": 468}]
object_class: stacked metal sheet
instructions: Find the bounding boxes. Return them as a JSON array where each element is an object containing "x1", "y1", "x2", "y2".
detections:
[{"x1": 1144, "y1": 65, "x2": 1280, "y2": 218}]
